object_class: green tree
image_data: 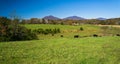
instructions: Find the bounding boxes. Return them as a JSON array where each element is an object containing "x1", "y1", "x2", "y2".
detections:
[{"x1": 0, "y1": 17, "x2": 38, "y2": 42}]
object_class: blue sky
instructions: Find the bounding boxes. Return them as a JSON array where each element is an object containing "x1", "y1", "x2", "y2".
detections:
[{"x1": 0, "y1": 0, "x2": 120, "y2": 19}]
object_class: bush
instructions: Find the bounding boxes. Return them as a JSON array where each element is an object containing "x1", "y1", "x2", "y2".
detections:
[
  {"x1": 33, "y1": 28, "x2": 61, "y2": 35},
  {"x1": 0, "y1": 17, "x2": 38, "y2": 42},
  {"x1": 33, "y1": 28, "x2": 44, "y2": 34},
  {"x1": 80, "y1": 27, "x2": 84, "y2": 31},
  {"x1": 9, "y1": 26, "x2": 38, "y2": 41}
]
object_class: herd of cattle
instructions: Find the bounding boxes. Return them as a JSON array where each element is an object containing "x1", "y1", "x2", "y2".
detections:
[{"x1": 59, "y1": 34, "x2": 120, "y2": 38}]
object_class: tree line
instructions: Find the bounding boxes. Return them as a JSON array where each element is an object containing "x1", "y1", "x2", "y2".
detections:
[{"x1": 20, "y1": 18, "x2": 120, "y2": 25}]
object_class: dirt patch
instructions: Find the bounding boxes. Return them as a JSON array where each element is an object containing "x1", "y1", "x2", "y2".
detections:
[{"x1": 97, "y1": 25, "x2": 120, "y2": 28}]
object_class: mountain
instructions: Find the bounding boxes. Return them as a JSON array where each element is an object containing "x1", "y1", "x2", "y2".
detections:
[
  {"x1": 63, "y1": 16, "x2": 85, "y2": 20},
  {"x1": 43, "y1": 15, "x2": 60, "y2": 20},
  {"x1": 96, "y1": 17, "x2": 107, "y2": 20}
]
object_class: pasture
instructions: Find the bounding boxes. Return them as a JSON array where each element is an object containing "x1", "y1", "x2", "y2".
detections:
[{"x1": 0, "y1": 24, "x2": 120, "y2": 64}]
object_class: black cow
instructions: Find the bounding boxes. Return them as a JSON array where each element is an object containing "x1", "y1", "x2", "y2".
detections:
[
  {"x1": 116, "y1": 34, "x2": 120, "y2": 36},
  {"x1": 93, "y1": 34, "x2": 98, "y2": 37},
  {"x1": 60, "y1": 35, "x2": 63, "y2": 37},
  {"x1": 74, "y1": 35, "x2": 79, "y2": 38}
]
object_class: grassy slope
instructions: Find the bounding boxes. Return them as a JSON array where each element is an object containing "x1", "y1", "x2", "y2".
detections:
[
  {"x1": 24, "y1": 24, "x2": 101, "y2": 38},
  {"x1": 0, "y1": 24, "x2": 120, "y2": 64}
]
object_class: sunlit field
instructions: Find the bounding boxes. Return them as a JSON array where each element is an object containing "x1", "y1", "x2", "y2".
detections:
[{"x1": 0, "y1": 24, "x2": 120, "y2": 64}]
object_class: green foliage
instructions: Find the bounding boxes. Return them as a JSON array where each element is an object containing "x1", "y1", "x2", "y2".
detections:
[
  {"x1": 9, "y1": 26, "x2": 38, "y2": 41},
  {"x1": 80, "y1": 27, "x2": 84, "y2": 31},
  {"x1": 33, "y1": 28, "x2": 61, "y2": 35},
  {"x1": 0, "y1": 17, "x2": 38, "y2": 42},
  {"x1": 60, "y1": 22, "x2": 64, "y2": 25}
]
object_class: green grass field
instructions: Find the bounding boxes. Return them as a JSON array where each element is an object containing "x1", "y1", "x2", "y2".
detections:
[
  {"x1": 23, "y1": 24, "x2": 102, "y2": 38},
  {"x1": 0, "y1": 24, "x2": 120, "y2": 64}
]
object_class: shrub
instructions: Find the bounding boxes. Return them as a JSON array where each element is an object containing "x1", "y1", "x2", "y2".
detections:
[
  {"x1": 57, "y1": 28, "x2": 60, "y2": 33},
  {"x1": 33, "y1": 28, "x2": 44, "y2": 34},
  {"x1": 9, "y1": 26, "x2": 38, "y2": 41},
  {"x1": 33, "y1": 28, "x2": 61, "y2": 35},
  {"x1": 80, "y1": 27, "x2": 84, "y2": 31},
  {"x1": 0, "y1": 17, "x2": 38, "y2": 42}
]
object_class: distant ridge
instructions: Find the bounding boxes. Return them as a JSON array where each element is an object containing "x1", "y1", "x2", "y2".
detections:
[
  {"x1": 43, "y1": 15, "x2": 60, "y2": 20},
  {"x1": 42, "y1": 15, "x2": 108, "y2": 20},
  {"x1": 63, "y1": 16, "x2": 86, "y2": 20},
  {"x1": 96, "y1": 17, "x2": 107, "y2": 20}
]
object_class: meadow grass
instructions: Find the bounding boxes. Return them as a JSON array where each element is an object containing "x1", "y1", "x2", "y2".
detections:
[
  {"x1": 0, "y1": 24, "x2": 120, "y2": 64},
  {"x1": 23, "y1": 24, "x2": 101, "y2": 37},
  {"x1": 0, "y1": 37, "x2": 120, "y2": 64}
]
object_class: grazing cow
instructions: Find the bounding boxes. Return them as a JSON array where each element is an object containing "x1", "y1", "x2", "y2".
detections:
[
  {"x1": 74, "y1": 35, "x2": 79, "y2": 38},
  {"x1": 52, "y1": 34, "x2": 54, "y2": 36},
  {"x1": 116, "y1": 34, "x2": 120, "y2": 36},
  {"x1": 93, "y1": 34, "x2": 98, "y2": 37},
  {"x1": 60, "y1": 35, "x2": 63, "y2": 37}
]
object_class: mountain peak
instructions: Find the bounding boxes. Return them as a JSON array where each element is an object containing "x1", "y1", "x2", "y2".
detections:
[
  {"x1": 43, "y1": 15, "x2": 60, "y2": 20},
  {"x1": 96, "y1": 17, "x2": 106, "y2": 20},
  {"x1": 63, "y1": 16, "x2": 85, "y2": 20}
]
